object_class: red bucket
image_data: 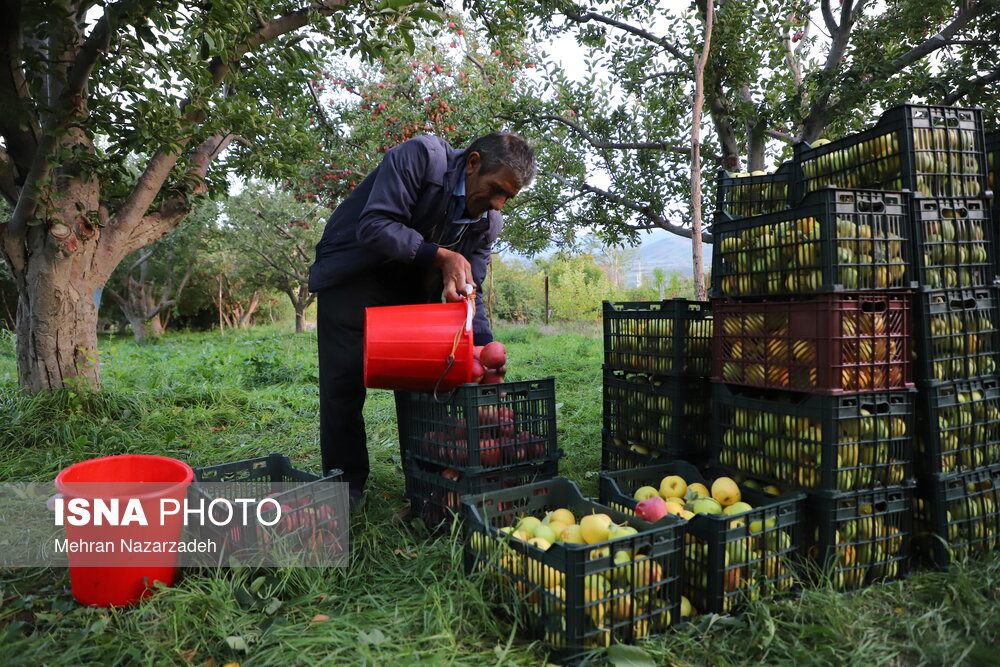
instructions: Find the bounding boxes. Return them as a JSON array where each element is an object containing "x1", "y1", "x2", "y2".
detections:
[
  {"x1": 364, "y1": 299, "x2": 474, "y2": 392},
  {"x1": 55, "y1": 454, "x2": 194, "y2": 607}
]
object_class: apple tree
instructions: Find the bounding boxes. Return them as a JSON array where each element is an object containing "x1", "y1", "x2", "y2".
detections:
[{"x1": 0, "y1": 0, "x2": 448, "y2": 393}]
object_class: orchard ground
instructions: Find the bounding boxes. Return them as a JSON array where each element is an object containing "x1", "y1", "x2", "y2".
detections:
[{"x1": 0, "y1": 324, "x2": 997, "y2": 665}]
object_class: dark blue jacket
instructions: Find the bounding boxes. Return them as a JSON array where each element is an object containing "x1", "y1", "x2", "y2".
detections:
[{"x1": 308, "y1": 136, "x2": 499, "y2": 343}]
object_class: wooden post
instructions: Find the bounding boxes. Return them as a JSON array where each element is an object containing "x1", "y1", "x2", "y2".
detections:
[{"x1": 544, "y1": 275, "x2": 549, "y2": 324}]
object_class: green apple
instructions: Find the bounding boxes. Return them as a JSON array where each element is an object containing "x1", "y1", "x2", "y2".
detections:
[{"x1": 690, "y1": 497, "x2": 724, "y2": 515}]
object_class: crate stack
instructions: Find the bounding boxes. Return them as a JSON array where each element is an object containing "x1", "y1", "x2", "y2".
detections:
[
  {"x1": 394, "y1": 377, "x2": 562, "y2": 527},
  {"x1": 600, "y1": 300, "x2": 714, "y2": 471},
  {"x1": 988, "y1": 130, "x2": 998, "y2": 225}
]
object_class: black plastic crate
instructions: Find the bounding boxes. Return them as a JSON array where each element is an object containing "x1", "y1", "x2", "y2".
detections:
[
  {"x1": 603, "y1": 371, "x2": 712, "y2": 463},
  {"x1": 190, "y1": 453, "x2": 348, "y2": 557},
  {"x1": 710, "y1": 188, "x2": 913, "y2": 298},
  {"x1": 461, "y1": 477, "x2": 685, "y2": 654},
  {"x1": 793, "y1": 104, "x2": 990, "y2": 202},
  {"x1": 395, "y1": 377, "x2": 558, "y2": 471},
  {"x1": 911, "y1": 197, "x2": 995, "y2": 289},
  {"x1": 403, "y1": 455, "x2": 560, "y2": 527},
  {"x1": 598, "y1": 460, "x2": 804, "y2": 614},
  {"x1": 914, "y1": 465, "x2": 1000, "y2": 569},
  {"x1": 712, "y1": 383, "x2": 914, "y2": 493},
  {"x1": 804, "y1": 485, "x2": 913, "y2": 589},
  {"x1": 913, "y1": 287, "x2": 1000, "y2": 383},
  {"x1": 602, "y1": 300, "x2": 713, "y2": 377},
  {"x1": 711, "y1": 293, "x2": 913, "y2": 394},
  {"x1": 601, "y1": 430, "x2": 712, "y2": 472},
  {"x1": 987, "y1": 130, "x2": 998, "y2": 218},
  {"x1": 715, "y1": 162, "x2": 793, "y2": 220},
  {"x1": 917, "y1": 377, "x2": 1000, "y2": 475}
]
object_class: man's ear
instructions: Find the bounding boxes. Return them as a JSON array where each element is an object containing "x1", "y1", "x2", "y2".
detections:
[{"x1": 465, "y1": 151, "x2": 481, "y2": 175}]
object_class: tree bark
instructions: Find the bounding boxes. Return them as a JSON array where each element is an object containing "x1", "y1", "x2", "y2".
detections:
[{"x1": 690, "y1": 0, "x2": 714, "y2": 301}]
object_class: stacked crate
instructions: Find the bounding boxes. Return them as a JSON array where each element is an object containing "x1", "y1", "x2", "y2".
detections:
[
  {"x1": 395, "y1": 377, "x2": 561, "y2": 527},
  {"x1": 601, "y1": 300, "x2": 714, "y2": 470},
  {"x1": 988, "y1": 130, "x2": 998, "y2": 225}
]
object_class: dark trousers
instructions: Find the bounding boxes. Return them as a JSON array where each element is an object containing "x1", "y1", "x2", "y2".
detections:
[{"x1": 317, "y1": 265, "x2": 439, "y2": 493}]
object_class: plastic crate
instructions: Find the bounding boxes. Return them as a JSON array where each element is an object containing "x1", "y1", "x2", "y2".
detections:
[
  {"x1": 395, "y1": 377, "x2": 559, "y2": 471},
  {"x1": 461, "y1": 477, "x2": 685, "y2": 654},
  {"x1": 712, "y1": 383, "x2": 914, "y2": 492},
  {"x1": 602, "y1": 300, "x2": 713, "y2": 377},
  {"x1": 914, "y1": 465, "x2": 1000, "y2": 569},
  {"x1": 793, "y1": 104, "x2": 989, "y2": 202},
  {"x1": 715, "y1": 162, "x2": 792, "y2": 219},
  {"x1": 601, "y1": 430, "x2": 711, "y2": 472},
  {"x1": 711, "y1": 293, "x2": 913, "y2": 394},
  {"x1": 916, "y1": 377, "x2": 1000, "y2": 475},
  {"x1": 598, "y1": 460, "x2": 804, "y2": 614},
  {"x1": 913, "y1": 287, "x2": 1000, "y2": 383},
  {"x1": 911, "y1": 197, "x2": 995, "y2": 289},
  {"x1": 189, "y1": 453, "x2": 348, "y2": 557},
  {"x1": 987, "y1": 130, "x2": 998, "y2": 219},
  {"x1": 403, "y1": 455, "x2": 560, "y2": 527},
  {"x1": 603, "y1": 371, "x2": 712, "y2": 462},
  {"x1": 710, "y1": 188, "x2": 913, "y2": 298},
  {"x1": 804, "y1": 486, "x2": 913, "y2": 589}
]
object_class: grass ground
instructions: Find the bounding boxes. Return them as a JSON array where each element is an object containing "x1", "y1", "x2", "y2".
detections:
[{"x1": 0, "y1": 323, "x2": 998, "y2": 666}]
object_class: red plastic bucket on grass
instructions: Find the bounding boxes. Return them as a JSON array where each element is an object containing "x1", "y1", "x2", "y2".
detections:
[
  {"x1": 55, "y1": 454, "x2": 194, "y2": 607},
  {"x1": 364, "y1": 299, "x2": 474, "y2": 392}
]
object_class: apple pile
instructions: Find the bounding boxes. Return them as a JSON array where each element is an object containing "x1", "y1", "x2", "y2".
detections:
[
  {"x1": 716, "y1": 305, "x2": 907, "y2": 392},
  {"x1": 915, "y1": 483, "x2": 999, "y2": 563},
  {"x1": 716, "y1": 405, "x2": 909, "y2": 491},
  {"x1": 799, "y1": 128, "x2": 984, "y2": 199},
  {"x1": 917, "y1": 387, "x2": 1000, "y2": 473},
  {"x1": 605, "y1": 317, "x2": 713, "y2": 376},
  {"x1": 249, "y1": 493, "x2": 343, "y2": 555},
  {"x1": 721, "y1": 169, "x2": 789, "y2": 218},
  {"x1": 419, "y1": 403, "x2": 547, "y2": 467},
  {"x1": 714, "y1": 214, "x2": 907, "y2": 296},
  {"x1": 629, "y1": 473, "x2": 796, "y2": 611},
  {"x1": 924, "y1": 297, "x2": 998, "y2": 381},
  {"x1": 605, "y1": 373, "x2": 677, "y2": 456},
  {"x1": 471, "y1": 341, "x2": 507, "y2": 384},
  {"x1": 918, "y1": 215, "x2": 991, "y2": 288},
  {"x1": 469, "y1": 507, "x2": 690, "y2": 647}
]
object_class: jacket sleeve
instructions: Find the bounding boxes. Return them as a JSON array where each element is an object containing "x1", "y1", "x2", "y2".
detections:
[
  {"x1": 468, "y1": 213, "x2": 502, "y2": 345},
  {"x1": 355, "y1": 140, "x2": 440, "y2": 267}
]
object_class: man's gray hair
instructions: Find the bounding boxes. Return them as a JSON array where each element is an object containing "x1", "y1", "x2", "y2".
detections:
[{"x1": 466, "y1": 132, "x2": 537, "y2": 188}]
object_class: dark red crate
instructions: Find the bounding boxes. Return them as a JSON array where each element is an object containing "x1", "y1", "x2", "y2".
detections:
[
  {"x1": 710, "y1": 188, "x2": 913, "y2": 298},
  {"x1": 602, "y1": 300, "x2": 713, "y2": 377},
  {"x1": 711, "y1": 293, "x2": 912, "y2": 394},
  {"x1": 913, "y1": 287, "x2": 1000, "y2": 383},
  {"x1": 804, "y1": 486, "x2": 913, "y2": 589},
  {"x1": 403, "y1": 455, "x2": 560, "y2": 527},
  {"x1": 602, "y1": 371, "x2": 712, "y2": 464},
  {"x1": 916, "y1": 377, "x2": 1000, "y2": 475},
  {"x1": 910, "y1": 197, "x2": 995, "y2": 289},
  {"x1": 914, "y1": 466, "x2": 1000, "y2": 569},
  {"x1": 715, "y1": 162, "x2": 792, "y2": 219},
  {"x1": 712, "y1": 383, "x2": 914, "y2": 493},
  {"x1": 792, "y1": 104, "x2": 989, "y2": 202},
  {"x1": 395, "y1": 377, "x2": 558, "y2": 472}
]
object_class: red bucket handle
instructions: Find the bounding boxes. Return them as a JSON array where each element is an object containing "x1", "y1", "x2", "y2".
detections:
[{"x1": 433, "y1": 289, "x2": 476, "y2": 402}]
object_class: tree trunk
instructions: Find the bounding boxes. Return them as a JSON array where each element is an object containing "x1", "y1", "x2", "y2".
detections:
[
  {"x1": 148, "y1": 315, "x2": 166, "y2": 337},
  {"x1": 690, "y1": 0, "x2": 715, "y2": 302},
  {"x1": 295, "y1": 308, "x2": 306, "y2": 333}
]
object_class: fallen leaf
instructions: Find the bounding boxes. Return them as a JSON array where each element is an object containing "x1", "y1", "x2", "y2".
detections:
[
  {"x1": 179, "y1": 649, "x2": 197, "y2": 664},
  {"x1": 311, "y1": 614, "x2": 330, "y2": 625}
]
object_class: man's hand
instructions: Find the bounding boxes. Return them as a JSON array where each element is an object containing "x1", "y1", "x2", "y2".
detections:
[{"x1": 434, "y1": 247, "x2": 474, "y2": 302}]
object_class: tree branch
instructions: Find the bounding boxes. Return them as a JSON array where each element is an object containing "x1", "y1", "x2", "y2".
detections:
[
  {"x1": 821, "y1": 0, "x2": 838, "y2": 35},
  {"x1": 543, "y1": 169, "x2": 712, "y2": 243},
  {"x1": 561, "y1": 9, "x2": 691, "y2": 64},
  {"x1": 942, "y1": 68, "x2": 1000, "y2": 105},
  {"x1": 0, "y1": 0, "x2": 42, "y2": 185},
  {"x1": 887, "y1": 3, "x2": 987, "y2": 75}
]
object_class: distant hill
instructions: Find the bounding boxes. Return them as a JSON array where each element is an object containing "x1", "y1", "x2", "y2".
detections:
[{"x1": 630, "y1": 233, "x2": 699, "y2": 280}]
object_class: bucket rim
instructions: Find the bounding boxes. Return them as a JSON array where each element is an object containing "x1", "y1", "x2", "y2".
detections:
[{"x1": 55, "y1": 454, "x2": 194, "y2": 500}]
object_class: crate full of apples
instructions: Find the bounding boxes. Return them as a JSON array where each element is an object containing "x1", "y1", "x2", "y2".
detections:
[
  {"x1": 916, "y1": 377, "x2": 1000, "y2": 475},
  {"x1": 461, "y1": 477, "x2": 685, "y2": 654},
  {"x1": 602, "y1": 370, "x2": 712, "y2": 468},
  {"x1": 711, "y1": 188, "x2": 912, "y2": 298},
  {"x1": 602, "y1": 300, "x2": 713, "y2": 378},
  {"x1": 711, "y1": 292, "x2": 913, "y2": 394},
  {"x1": 914, "y1": 465, "x2": 1000, "y2": 569},
  {"x1": 987, "y1": 130, "x2": 997, "y2": 211},
  {"x1": 912, "y1": 287, "x2": 1000, "y2": 383},
  {"x1": 395, "y1": 377, "x2": 559, "y2": 471},
  {"x1": 792, "y1": 103, "x2": 989, "y2": 201},
  {"x1": 715, "y1": 162, "x2": 793, "y2": 220},
  {"x1": 805, "y1": 485, "x2": 913, "y2": 589},
  {"x1": 599, "y1": 460, "x2": 803, "y2": 614},
  {"x1": 712, "y1": 383, "x2": 914, "y2": 492},
  {"x1": 402, "y1": 455, "x2": 559, "y2": 527},
  {"x1": 910, "y1": 197, "x2": 995, "y2": 289}
]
